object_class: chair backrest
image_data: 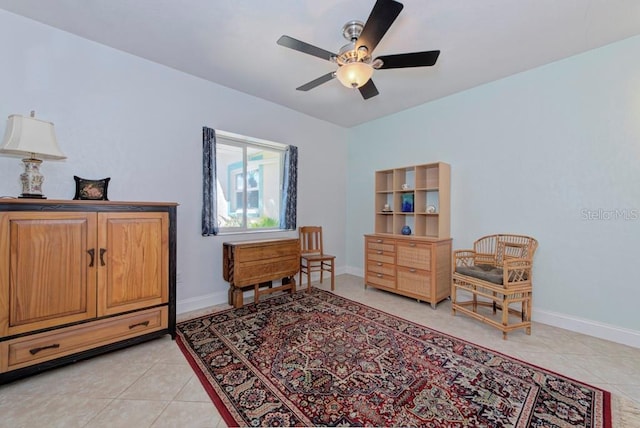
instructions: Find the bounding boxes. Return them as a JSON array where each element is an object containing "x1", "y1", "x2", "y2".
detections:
[
  {"x1": 473, "y1": 234, "x2": 538, "y2": 267},
  {"x1": 299, "y1": 226, "x2": 324, "y2": 256}
]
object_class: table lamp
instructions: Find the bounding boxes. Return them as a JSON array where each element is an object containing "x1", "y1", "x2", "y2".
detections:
[{"x1": 0, "y1": 111, "x2": 66, "y2": 199}]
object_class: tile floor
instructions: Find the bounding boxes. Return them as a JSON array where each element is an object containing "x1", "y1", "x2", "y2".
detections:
[{"x1": 1, "y1": 274, "x2": 639, "y2": 427}]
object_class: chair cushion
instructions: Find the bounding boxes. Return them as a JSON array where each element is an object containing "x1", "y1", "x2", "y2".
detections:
[{"x1": 455, "y1": 264, "x2": 504, "y2": 284}]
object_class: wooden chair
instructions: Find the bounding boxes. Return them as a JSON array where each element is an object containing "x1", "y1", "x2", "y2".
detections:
[
  {"x1": 451, "y1": 234, "x2": 538, "y2": 339},
  {"x1": 299, "y1": 226, "x2": 335, "y2": 292}
]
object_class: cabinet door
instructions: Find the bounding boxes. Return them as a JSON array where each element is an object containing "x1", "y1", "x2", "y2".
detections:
[
  {"x1": 0, "y1": 212, "x2": 97, "y2": 336},
  {"x1": 97, "y1": 212, "x2": 168, "y2": 316}
]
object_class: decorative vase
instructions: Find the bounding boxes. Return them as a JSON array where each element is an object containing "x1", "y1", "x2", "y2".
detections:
[{"x1": 401, "y1": 225, "x2": 411, "y2": 235}]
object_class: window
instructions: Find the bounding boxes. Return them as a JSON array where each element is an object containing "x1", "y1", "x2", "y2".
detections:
[{"x1": 215, "y1": 131, "x2": 286, "y2": 232}]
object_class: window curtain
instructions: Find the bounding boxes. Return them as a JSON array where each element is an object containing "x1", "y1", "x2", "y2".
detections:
[
  {"x1": 202, "y1": 127, "x2": 218, "y2": 236},
  {"x1": 280, "y1": 144, "x2": 298, "y2": 230}
]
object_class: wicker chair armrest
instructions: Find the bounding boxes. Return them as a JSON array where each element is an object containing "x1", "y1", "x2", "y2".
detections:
[
  {"x1": 453, "y1": 250, "x2": 476, "y2": 267},
  {"x1": 502, "y1": 258, "x2": 533, "y2": 284}
]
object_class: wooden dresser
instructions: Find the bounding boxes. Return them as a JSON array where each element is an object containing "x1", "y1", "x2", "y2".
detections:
[
  {"x1": 364, "y1": 234, "x2": 452, "y2": 308},
  {"x1": 223, "y1": 238, "x2": 300, "y2": 308},
  {"x1": 0, "y1": 199, "x2": 177, "y2": 384}
]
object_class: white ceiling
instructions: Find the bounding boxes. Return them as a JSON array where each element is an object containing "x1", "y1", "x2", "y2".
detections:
[{"x1": 1, "y1": 0, "x2": 640, "y2": 128}]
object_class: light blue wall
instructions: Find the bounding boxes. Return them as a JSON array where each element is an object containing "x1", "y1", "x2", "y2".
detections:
[
  {"x1": 2, "y1": 7, "x2": 639, "y2": 342},
  {"x1": 347, "y1": 36, "x2": 640, "y2": 335},
  {"x1": 0, "y1": 10, "x2": 349, "y2": 312}
]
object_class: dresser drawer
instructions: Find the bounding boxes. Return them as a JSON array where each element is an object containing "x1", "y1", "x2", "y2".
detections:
[
  {"x1": 366, "y1": 271, "x2": 396, "y2": 289},
  {"x1": 397, "y1": 241, "x2": 432, "y2": 270},
  {"x1": 367, "y1": 260, "x2": 395, "y2": 276},
  {"x1": 367, "y1": 249, "x2": 395, "y2": 264},
  {"x1": 366, "y1": 238, "x2": 396, "y2": 253},
  {"x1": 5, "y1": 307, "x2": 168, "y2": 371},
  {"x1": 397, "y1": 266, "x2": 431, "y2": 296}
]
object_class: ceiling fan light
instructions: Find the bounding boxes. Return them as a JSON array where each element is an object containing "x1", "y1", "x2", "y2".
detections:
[{"x1": 336, "y1": 62, "x2": 373, "y2": 89}]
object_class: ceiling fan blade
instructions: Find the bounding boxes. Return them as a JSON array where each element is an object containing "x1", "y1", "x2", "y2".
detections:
[
  {"x1": 356, "y1": 0, "x2": 404, "y2": 55},
  {"x1": 359, "y1": 79, "x2": 379, "y2": 99},
  {"x1": 296, "y1": 72, "x2": 336, "y2": 91},
  {"x1": 375, "y1": 50, "x2": 440, "y2": 69},
  {"x1": 277, "y1": 35, "x2": 336, "y2": 62}
]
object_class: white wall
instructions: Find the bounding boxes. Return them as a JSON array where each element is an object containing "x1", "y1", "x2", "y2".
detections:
[
  {"x1": 0, "y1": 10, "x2": 349, "y2": 313},
  {"x1": 347, "y1": 36, "x2": 640, "y2": 347}
]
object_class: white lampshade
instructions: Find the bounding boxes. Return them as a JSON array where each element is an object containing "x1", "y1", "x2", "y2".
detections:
[
  {"x1": 335, "y1": 62, "x2": 374, "y2": 89},
  {"x1": 0, "y1": 114, "x2": 66, "y2": 159}
]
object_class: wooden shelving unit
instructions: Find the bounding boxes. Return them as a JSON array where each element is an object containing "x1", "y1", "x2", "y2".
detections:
[
  {"x1": 374, "y1": 162, "x2": 450, "y2": 238},
  {"x1": 366, "y1": 162, "x2": 452, "y2": 308}
]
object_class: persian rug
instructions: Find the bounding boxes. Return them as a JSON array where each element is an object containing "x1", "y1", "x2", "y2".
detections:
[{"x1": 176, "y1": 289, "x2": 611, "y2": 427}]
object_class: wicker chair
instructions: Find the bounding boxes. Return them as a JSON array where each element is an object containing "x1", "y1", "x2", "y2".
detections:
[{"x1": 451, "y1": 234, "x2": 538, "y2": 339}]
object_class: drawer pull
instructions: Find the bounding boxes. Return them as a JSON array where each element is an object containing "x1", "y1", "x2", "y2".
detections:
[
  {"x1": 377, "y1": 262, "x2": 382, "y2": 266},
  {"x1": 29, "y1": 343, "x2": 60, "y2": 355},
  {"x1": 129, "y1": 320, "x2": 150, "y2": 329},
  {"x1": 409, "y1": 268, "x2": 416, "y2": 273},
  {"x1": 377, "y1": 274, "x2": 383, "y2": 278},
  {"x1": 99, "y1": 248, "x2": 107, "y2": 266},
  {"x1": 376, "y1": 239, "x2": 383, "y2": 243},
  {"x1": 377, "y1": 250, "x2": 382, "y2": 255},
  {"x1": 410, "y1": 243, "x2": 416, "y2": 247},
  {"x1": 87, "y1": 249, "x2": 95, "y2": 267}
]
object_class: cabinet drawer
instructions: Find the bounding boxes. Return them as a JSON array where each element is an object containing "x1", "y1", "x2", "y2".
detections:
[
  {"x1": 397, "y1": 242, "x2": 431, "y2": 270},
  {"x1": 367, "y1": 261, "x2": 395, "y2": 276},
  {"x1": 366, "y1": 271, "x2": 396, "y2": 289},
  {"x1": 6, "y1": 306, "x2": 168, "y2": 371},
  {"x1": 367, "y1": 251, "x2": 395, "y2": 265},
  {"x1": 366, "y1": 239, "x2": 396, "y2": 253},
  {"x1": 397, "y1": 266, "x2": 431, "y2": 296}
]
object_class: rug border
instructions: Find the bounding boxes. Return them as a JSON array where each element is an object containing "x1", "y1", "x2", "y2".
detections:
[
  {"x1": 175, "y1": 334, "x2": 241, "y2": 427},
  {"x1": 176, "y1": 288, "x2": 612, "y2": 428}
]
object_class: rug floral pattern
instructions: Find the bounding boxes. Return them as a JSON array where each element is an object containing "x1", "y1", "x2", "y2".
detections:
[{"x1": 177, "y1": 290, "x2": 609, "y2": 427}]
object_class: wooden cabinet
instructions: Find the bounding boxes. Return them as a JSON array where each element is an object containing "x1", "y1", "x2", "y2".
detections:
[
  {"x1": 374, "y1": 162, "x2": 450, "y2": 238},
  {"x1": 366, "y1": 161, "x2": 452, "y2": 308},
  {"x1": 365, "y1": 235, "x2": 451, "y2": 308},
  {"x1": 0, "y1": 200, "x2": 176, "y2": 384}
]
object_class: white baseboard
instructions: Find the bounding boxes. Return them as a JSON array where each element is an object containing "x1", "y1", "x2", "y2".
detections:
[
  {"x1": 345, "y1": 267, "x2": 640, "y2": 349},
  {"x1": 177, "y1": 291, "x2": 227, "y2": 315},
  {"x1": 533, "y1": 308, "x2": 640, "y2": 349},
  {"x1": 346, "y1": 266, "x2": 364, "y2": 277},
  {"x1": 177, "y1": 267, "x2": 349, "y2": 315},
  {"x1": 178, "y1": 267, "x2": 640, "y2": 349}
]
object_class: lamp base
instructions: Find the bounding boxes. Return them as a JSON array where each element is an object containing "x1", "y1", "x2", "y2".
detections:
[
  {"x1": 19, "y1": 157, "x2": 46, "y2": 199},
  {"x1": 19, "y1": 194, "x2": 47, "y2": 199}
]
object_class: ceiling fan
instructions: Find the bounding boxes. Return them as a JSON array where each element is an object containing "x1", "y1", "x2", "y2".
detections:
[{"x1": 277, "y1": 0, "x2": 440, "y2": 100}]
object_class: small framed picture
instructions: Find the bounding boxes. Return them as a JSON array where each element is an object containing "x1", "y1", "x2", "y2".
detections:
[{"x1": 73, "y1": 176, "x2": 110, "y2": 201}]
